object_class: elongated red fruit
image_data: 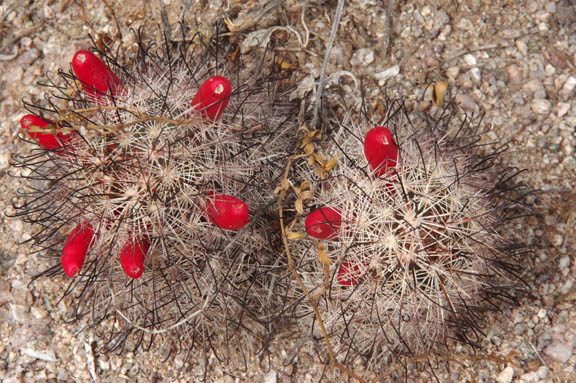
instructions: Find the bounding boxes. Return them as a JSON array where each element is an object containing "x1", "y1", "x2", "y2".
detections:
[
  {"x1": 337, "y1": 262, "x2": 361, "y2": 286},
  {"x1": 205, "y1": 192, "x2": 249, "y2": 230},
  {"x1": 363, "y1": 126, "x2": 398, "y2": 176},
  {"x1": 72, "y1": 50, "x2": 121, "y2": 97},
  {"x1": 305, "y1": 207, "x2": 342, "y2": 240},
  {"x1": 61, "y1": 223, "x2": 94, "y2": 278},
  {"x1": 20, "y1": 114, "x2": 72, "y2": 151},
  {"x1": 191, "y1": 76, "x2": 232, "y2": 121},
  {"x1": 119, "y1": 238, "x2": 150, "y2": 279}
]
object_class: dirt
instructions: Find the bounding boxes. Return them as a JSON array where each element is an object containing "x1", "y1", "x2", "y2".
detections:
[{"x1": 0, "y1": 0, "x2": 575, "y2": 382}]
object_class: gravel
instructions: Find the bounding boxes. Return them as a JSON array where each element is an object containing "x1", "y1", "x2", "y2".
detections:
[{"x1": 1, "y1": 0, "x2": 575, "y2": 382}]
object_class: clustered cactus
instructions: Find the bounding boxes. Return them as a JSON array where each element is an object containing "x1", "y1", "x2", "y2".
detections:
[{"x1": 11, "y1": 32, "x2": 527, "y2": 378}]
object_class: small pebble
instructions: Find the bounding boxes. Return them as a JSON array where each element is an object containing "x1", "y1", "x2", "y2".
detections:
[
  {"x1": 425, "y1": 57, "x2": 439, "y2": 68},
  {"x1": 350, "y1": 48, "x2": 374, "y2": 67},
  {"x1": 544, "y1": 341, "x2": 573, "y2": 363},
  {"x1": 463, "y1": 54, "x2": 481, "y2": 82},
  {"x1": 0, "y1": 152, "x2": 10, "y2": 170},
  {"x1": 544, "y1": 64, "x2": 556, "y2": 76},
  {"x1": 496, "y1": 365, "x2": 514, "y2": 383},
  {"x1": 30, "y1": 306, "x2": 48, "y2": 319},
  {"x1": 507, "y1": 64, "x2": 523, "y2": 87},
  {"x1": 538, "y1": 22, "x2": 549, "y2": 32},
  {"x1": 446, "y1": 66, "x2": 460, "y2": 79},
  {"x1": 559, "y1": 76, "x2": 576, "y2": 100},
  {"x1": 519, "y1": 366, "x2": 548, "y2": 383},
  {"x1": 429, "y1": 10, "x2": 450, "y2": 36},
  {"x1": 524, "y1": 79, "x2": 546, "y2": 97},
  {"x1": 20, "y1": 348, "x2": 57, "y2": 363},
  {"x1": 516, "y1": 40, "x2": 528, "y2": 56},
  {"x1": 455, "y1": 93, "x2": 478, "y2": 111},
  {"x1": 263, "y1": 370, "x2": 277, "y2": 383},
  {"x1": 530, "y1": 99, "x2": 552, "y2": 115},
  {"x1": 562, "y1": 156, "x2": 576, "y2": 171},
  {"x1": 558, "y1": 256, "x2": 571, "y2": 271},
  {"x1": 9, "y1": 304, "x2": 29, "y2": 322},
  {"x1": 174, "y1": 354, "x2": 184, "y2": 368},
  {"x1": 557, "y1": 102, "x2": 571, "y2": 117},
  {"x1": 374, "y1": 65, "x2": 400, "y2": 82}
]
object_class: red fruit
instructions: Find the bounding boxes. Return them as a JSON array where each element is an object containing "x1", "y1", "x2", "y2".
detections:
[
  {"x1": 191, "y1": 76, "x2": 232, "y2": 121},
  {"x1": 61, "y1": 223, "x2": 95, "y2": 278},
  {"x1": 72, "y1": 50, "x2": 121, "y2": 98},
  {"x1": 205, "y1": 192, "x2": 249, "y2": 230},
  {"x1": 363, "y1": 126, "x2": 398, "y2": 177},
  {"x1": 20, "y1": 114, "x2": 72, "y2": 151},
  {"x1": 305, "y1": 207, "x2": 342, "y2": 240},
  {"x1": 337, "y1": 262, "x2": 362, "y2": 286},
  {"x1": 119, "y1": 238, "x2": 150, "y2": 279}
]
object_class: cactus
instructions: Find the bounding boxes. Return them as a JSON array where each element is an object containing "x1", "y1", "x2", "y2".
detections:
[
  {"x1": 286, "y1": 100, "x2": 528, "y2": 374},
  {"x1": 11, "y1": 34, "x2": 297, "y2": 362}
]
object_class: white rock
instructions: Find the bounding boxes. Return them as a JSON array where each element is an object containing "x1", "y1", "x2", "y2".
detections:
[
  {"x1": 524, "y1": 79, "x2": 546, "y2": 97},
  {"x1": 463, "y1": 54, "x2": 481, "y2": 82},
  {"x1": 559, "y1": 255, "x2": 571, "y2": 270},
  {"x1": 438, "y1": 25, "x2": 452, "y2": 41},
  {"x1": 446, "y1": 66, "x2": 460, "y2": 79},
  {"x1": 530, "y1": 99, "x2": 552, "y2": 115},
  {"x1": 496, "y1": 365, "x2": 514, "y2": 383},
  {"x1": 10, "y1": 219, "x2": 23, "y2": 233},
  {"x1": 537, "y1": 308, "x2": 548, "y2": 319},
  {"x1": 516, "y1": 40, "x2": 528, "y2": 56},
  {"x1": 174, "y1": 353, "x2": 184, "y2": 368},
  {"x1": 544, "y1": 341, "x2": 572, "y2": 363},
  {"x1": 470, "y1": 67, "x2": 481, "y2": 82},
  {"x1": 560, "y1": 278, "x2": 573, "y2": 294},
  {"x1": 350, "y1": 48, "x2": 375, "y2": 66},
  {"x1": 463, "y1": 54, "x2": 477, "y2": 66},
  {"x1": 558, "y1": 102, "x2": 571, "y2": 117},
  {"x1": 263, "y1": 371, "x2": 277, "y2": 383},
  {"x1": 98, "y1": 356, "x2": 110, "y2": 370},
  {"x1": 0, "y1": 151, "x2": 10, "y2": 170},
  {"x1": 538, "y1": 22, "x2": 549, "y2": 32},
  {"x1": 30, "y1": 306, "x2": 48, "y2": 319},
  {"x1": 20, "y1": 348, "x2": 58, "y2": 363},
  {"x1": 374, "y1": 65, "x2": 400, "y2": 82},
  {"x1": 456, "y1": 17, "x2": 474, "y2": 31},
  {"x1": 519, "y1": 366, "x2": 548, "y2": 383},
  {"x1": 9, "y1": 303, "x2": 29, "y2": 322},
  {"x1": 57, "y1": 369, "x2": 69, "y2": 381},
  {"x1": 560, "y1": 76, "x2": 576, "y2": 100}
]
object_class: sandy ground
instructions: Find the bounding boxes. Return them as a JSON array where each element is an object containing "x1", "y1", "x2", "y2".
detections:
[{"x1": 0, "y1": 0, "x2": 575, "y2": 382}]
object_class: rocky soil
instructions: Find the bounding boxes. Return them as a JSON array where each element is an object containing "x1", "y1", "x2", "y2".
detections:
[{"x1": 0, "y1": 0, "x2": 575, "y2": 382}]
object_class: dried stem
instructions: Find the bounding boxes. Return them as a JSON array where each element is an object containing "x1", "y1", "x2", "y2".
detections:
[{"x1": 276, "y1": 154, "x2": 366, "y2": 383}]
